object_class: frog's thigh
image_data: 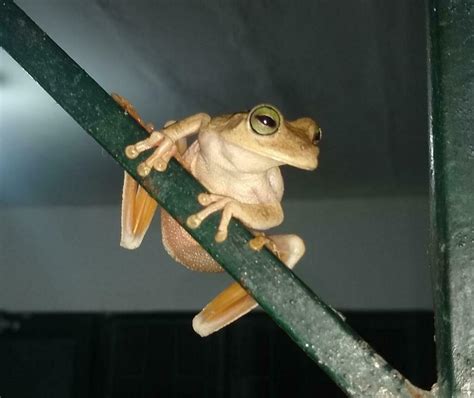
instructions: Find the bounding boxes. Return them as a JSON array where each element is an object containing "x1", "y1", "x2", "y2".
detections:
[{"x1": 161, "y1": 210, "x2": 223, "y2": 272}]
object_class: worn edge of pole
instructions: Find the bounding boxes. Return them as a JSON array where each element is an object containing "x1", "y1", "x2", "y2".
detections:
[
  {"x1": 428, "y1": 0, "x2": 474, "y2": 396},
  {"x1": 0, "y1": 1, "x2": 430, "y2": 396},
  {"x1": 427, "y1": 2, "x2": 451, "y2": 395}
]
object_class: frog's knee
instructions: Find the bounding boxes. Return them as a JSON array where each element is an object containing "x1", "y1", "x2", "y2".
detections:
[
  {"x1": 287, "y1": 235, "x2": 305, "y2": 262},
  {"x1": 270, "y1": 234, "x2": 305, "y2": 269}
]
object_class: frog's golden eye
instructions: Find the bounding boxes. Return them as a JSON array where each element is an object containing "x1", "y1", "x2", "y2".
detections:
[{"x1": 249, "y1": 105, "x2": 280, "y2": 135}]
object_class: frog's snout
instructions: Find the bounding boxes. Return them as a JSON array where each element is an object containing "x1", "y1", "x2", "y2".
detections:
[
  {"x1": 311, "y1": 147, "x2": 320, "y2": 170},
  {"x1": 294, "y1": 118, "x2": 321, "y2": 147},
  {"x1": 305, "y1": 123, "x2": 321, "y2": 170}
]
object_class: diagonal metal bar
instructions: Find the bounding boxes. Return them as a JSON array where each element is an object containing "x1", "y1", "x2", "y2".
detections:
[
  {"x1": 428, "y1": 0, "x2": 474, "y2": 396},
  {"x1": 0, "y1": 1, "x2": 429, "y2": 396}
]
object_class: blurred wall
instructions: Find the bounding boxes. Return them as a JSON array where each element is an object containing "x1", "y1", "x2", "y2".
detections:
[
  {"x1": 0, "y1": 0, "x2": 431, "y2": 311},
  {"x1": 0, "y1": 198, "x2": 431, "y2": 311}
]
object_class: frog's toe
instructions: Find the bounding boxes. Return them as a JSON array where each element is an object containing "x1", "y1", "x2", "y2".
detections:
[
  {"x1": 214, "y1": 229, "x2": 228, "y2": 243},
  {"x1": 248, "y1": 235, "x2": 267, "y2": 251},
  {"x1": 125, "y1": 145, "x2": 140, "y2": 159},
  {"x1": 153, "y1": 145, "x2": 176, "y2": 172},
  {"x1": 197, "y1": 193, "x2": 227, "y2": 206},
  {"x1": 153, "y1": 159, "x2": 167, "y2": 172},
  {"x1": 186, "y1": 214, "x2": 202, "y2": 229},
  {"x1": 193, "y1": 281, "x2": 258, "y2": 337},
  {"x1": 134, "y1": 138, "x2": 176, "y2": 175},
  {"x1": 124, "y1": 131, "x2": 164, "y2": 161},
  {"x1": 137, "y1": 162, "x2": 152, "y2": 177},
  {"x1": 197, "y1": 193, "x2": 212, "y2": 206},
  {"x1": 249, "y1": 234, "x2": 281, "y2": 259}
]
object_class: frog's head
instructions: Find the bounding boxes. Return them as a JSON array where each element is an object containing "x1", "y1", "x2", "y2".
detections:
[{"x1": 220, "y1": 104, "x2": 321, "y2": 170}]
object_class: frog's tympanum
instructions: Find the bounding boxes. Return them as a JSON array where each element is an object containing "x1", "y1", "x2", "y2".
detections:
[{"x1": 114, "y1": 94, "x2": 321, "y2": 337}]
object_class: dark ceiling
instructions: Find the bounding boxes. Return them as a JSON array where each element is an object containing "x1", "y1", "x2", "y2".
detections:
[{"x1": 0, "y1": 0, "x2": 428, "y2": 205}]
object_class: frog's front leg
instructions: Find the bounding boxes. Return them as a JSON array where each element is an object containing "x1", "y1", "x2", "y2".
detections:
[
  {"x1": 125, "y1": 113, "x2": 211, "y2": 176},
  {"x1": 186, "y1": 193, "x2": 284, "y2": 242}
]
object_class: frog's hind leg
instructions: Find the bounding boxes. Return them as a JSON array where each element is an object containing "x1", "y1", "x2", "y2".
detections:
[
  {"x1": 120, "y1": 174, "x2": 159, "y2": 249},
  {"x1": 114, "y1": 90, "x2": 186, "y2": 249},
  {"x1": 193, "y1": 234, "x2": 305, "y2": 337}
]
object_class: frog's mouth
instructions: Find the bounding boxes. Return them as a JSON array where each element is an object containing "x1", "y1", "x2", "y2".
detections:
[
  {"x1": 260, "y1": 122, "x2": 320, "y2": 171},
  {"x1": 221, "y1": 120, "x2": 320, "y2": 171},
  {"x1": 272, "y1": 146, "x2": 319, "y2": 171},
  {"x1": 233, "y1": 139, "x2": 319, "y2": 171}
]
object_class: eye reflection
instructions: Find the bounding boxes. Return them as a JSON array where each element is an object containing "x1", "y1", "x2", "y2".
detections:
[{"x1": 256, "y1": 115, "x2": 276, "y2": 128}]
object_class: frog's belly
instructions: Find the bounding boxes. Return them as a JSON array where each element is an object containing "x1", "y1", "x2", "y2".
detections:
[
  {"x1": 184, "y1": 142, "x2": 274, "y2": 204},
  {"x1": 161, "y1": 209, "x2": 223, "y2": 273}
]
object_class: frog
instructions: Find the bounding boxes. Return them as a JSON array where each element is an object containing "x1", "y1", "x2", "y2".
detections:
[{"x1": 113, "y1": 94, "x2": 321, "y2": 337}]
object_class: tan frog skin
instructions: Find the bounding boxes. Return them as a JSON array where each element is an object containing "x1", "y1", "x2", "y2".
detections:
[{"x1": 114, "y1": 94, "x2": 321, "y2": 337}]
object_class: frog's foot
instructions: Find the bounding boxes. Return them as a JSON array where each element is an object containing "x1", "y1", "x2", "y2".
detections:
[
  {"x1": 248, "y1": 232, "x2": 281, "y2": 260},
  {"x1": 125, "y1": 131, "x2": 178, "y2": 176},
  {"x1": 120, "y1": 172, "x2": 158, "y2": 249},
  {"x1": 111, "y1": 92, "x2": 155, "y2": 133},
  {"x1": 193, "y1": 233, "x2": 306, "y2": 337},
  {"x1": 186, "y1": 193, "x2": 237, "y2": 243},
  {"x1": 193, "y1": 281, "x2": 258, "y2": 337}
]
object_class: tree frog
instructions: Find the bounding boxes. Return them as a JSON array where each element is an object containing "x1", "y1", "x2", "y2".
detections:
[{"x1": 113, "y1": 94, "x2": 321, "y2": 337}]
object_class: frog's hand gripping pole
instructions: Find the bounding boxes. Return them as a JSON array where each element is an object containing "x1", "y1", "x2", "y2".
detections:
[{"x1": 1, "y1": 1, "x2": 436, "y2": 396}]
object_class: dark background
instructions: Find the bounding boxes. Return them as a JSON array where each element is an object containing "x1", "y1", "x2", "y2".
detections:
[
  {"x1": 0, "y1": 312, "x2": 435, "y2": 397},
  {"x1": 1, "y1": 0, "x2": 428, "y2": 204},
  {"x1": 0, "y1": 0, "x2": 434, "y2": 396}
]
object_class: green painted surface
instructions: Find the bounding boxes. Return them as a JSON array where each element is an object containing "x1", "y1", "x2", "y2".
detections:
[
  {"x1": 0, "y1": 1, "x2": 429, "y2": 396},
  {"x1": 428, "y1": 0, "x2": 474, "y2": 396}
]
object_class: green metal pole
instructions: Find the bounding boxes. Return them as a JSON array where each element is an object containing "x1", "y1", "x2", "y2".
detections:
[
  {"x1": 1, "y1": 1, "x2": 430, "y2": 396},
  {"x1": 428, "y1": 0, "x2": 474, "y2": 396}
]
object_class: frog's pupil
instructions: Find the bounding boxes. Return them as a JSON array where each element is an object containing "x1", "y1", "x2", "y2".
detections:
[{"x1": 256, "y1": 114, "x2": 276, "y2": 128}]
